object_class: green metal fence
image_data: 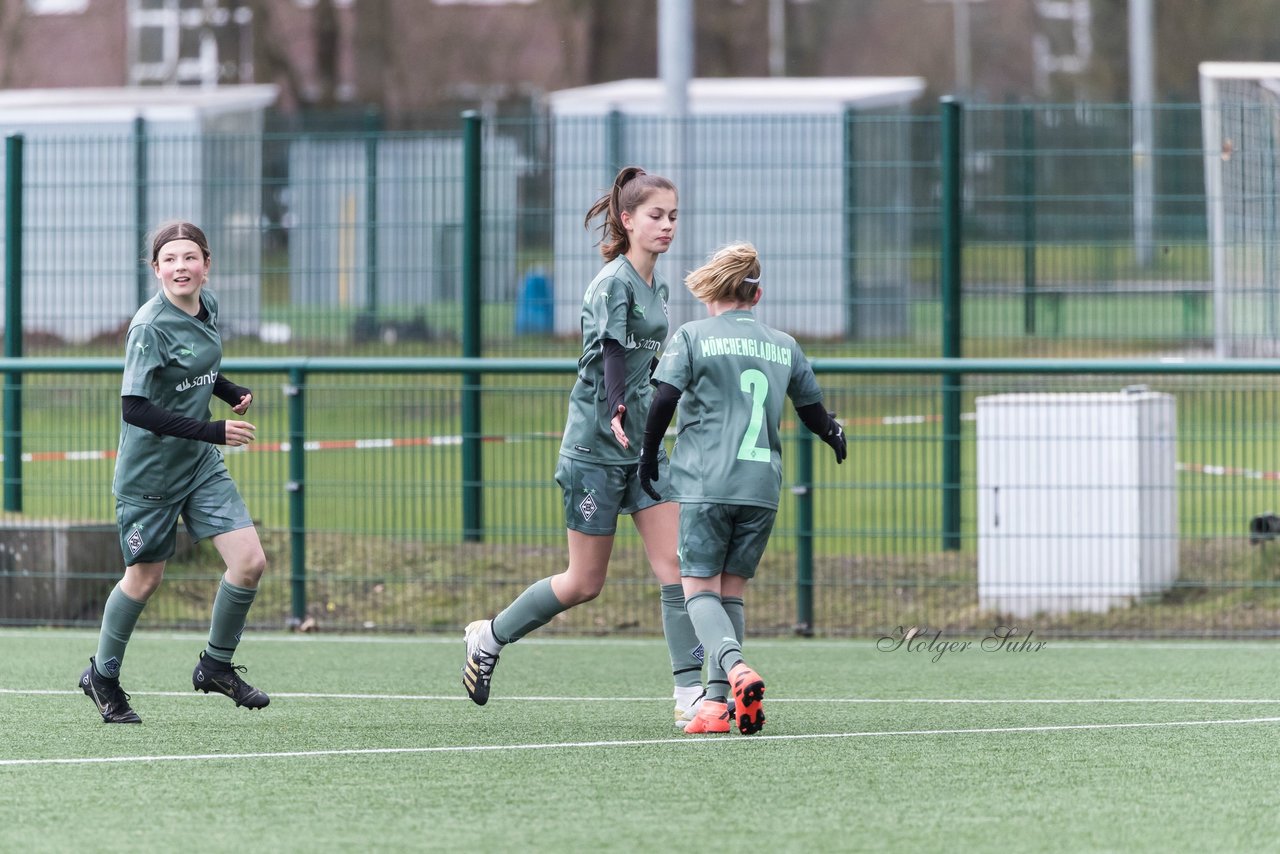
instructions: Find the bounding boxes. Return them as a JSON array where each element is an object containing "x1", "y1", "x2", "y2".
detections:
[
  {"x1": 3, "y1": 357, "x2": 1280, "y2": 639},
  {"x1": 0, "y1": 101, "x2": 1225, "y2": 361}
]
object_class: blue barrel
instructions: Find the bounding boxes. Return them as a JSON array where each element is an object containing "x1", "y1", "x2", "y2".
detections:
[{"x1": 515, "y1": 269, "x2": 553, "y2": 335}]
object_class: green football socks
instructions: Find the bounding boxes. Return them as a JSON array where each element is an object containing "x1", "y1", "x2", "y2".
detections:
[
  {"x1": 94, "y1": 583, "x2": 148, "y2": 679},
  {"x1": 492, "y1": 577, "x2": 566, "y2": 645},
  {"x1": 708, "y1": 595, "x2": 745, "y2": 700},
  {"x1": 722, "y1": 596, "x2": 745, "y2": 646},
  {"x1": 684, "y1": 591, "x2": 744, "y2": 699},
  {"x1": 205, "y1": 577, "x2": 258, "y2": 663},
  {"x1": 661, "y1": 583, "x2": 704, "y2": 689}
]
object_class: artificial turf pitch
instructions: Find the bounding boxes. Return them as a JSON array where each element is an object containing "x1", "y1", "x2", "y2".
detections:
[{"x1": 2, "y1": 628, "x2": 1277, "y2": 852}]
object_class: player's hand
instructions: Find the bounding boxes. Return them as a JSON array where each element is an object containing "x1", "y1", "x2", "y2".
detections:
[
  {"x1": 610, "y1": 404, "x2": 629, "y2": 449},
  {"x1": 231, "y1": 392, "x2": 253, "y2": 415},
  {"x1": 223, "y1": 419, "x2": 257, "y2": 447},
  {"x1": 638, "y1": 446, "x2": 662, "y2": 501},
  {"x1": 823, "y1": 413, "x2": 846, "y2": 464}
]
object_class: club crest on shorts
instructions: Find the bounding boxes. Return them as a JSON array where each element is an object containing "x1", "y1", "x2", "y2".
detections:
[
  {"x1": 579, "y1": 492, "x2": 598, "y2": 522},
  {"x1": 126, "y1": 525, "x2": 145, "y2": 556}
]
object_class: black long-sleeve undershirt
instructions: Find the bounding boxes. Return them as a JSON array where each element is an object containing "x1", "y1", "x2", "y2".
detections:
[
  {"x1": 601, "y1": 337, "x2": 627, "y2": 421},
  {"x1": 640, "y1": 381, "x2": 682, "y2": 458},
  {"x1": 121, "y1": 374, "x2": 251, "y2": 445},
  {"x1": 794, "y1": 401, "x2": 837, "y2": 437}
]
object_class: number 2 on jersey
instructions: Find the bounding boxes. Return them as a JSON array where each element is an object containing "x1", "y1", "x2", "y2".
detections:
[{"x1": 736, "y1": 369, "x2": 770, "y2": 462}]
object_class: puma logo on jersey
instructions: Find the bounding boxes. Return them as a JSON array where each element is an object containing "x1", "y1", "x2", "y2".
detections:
[
  {"x1": 178, "y1": 343, "x2": 197, "y2": 357},
  {"x1": 135, "y1": 342, "x2": 149, "y2": 353}
]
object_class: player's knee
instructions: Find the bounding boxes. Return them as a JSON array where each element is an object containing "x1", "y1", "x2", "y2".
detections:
[
  {"x1": 132, "y1": 575, "x2": 163, "y2": 600},
  {"x1": 122, "y1": 563, "x2": 165, "y2": 600},
  {"x1": 234, "y1": 549, "x2": 268, "y2": 585},
  {"x1": 562, "y1": 578, "x2": 604, "y2": 605}
]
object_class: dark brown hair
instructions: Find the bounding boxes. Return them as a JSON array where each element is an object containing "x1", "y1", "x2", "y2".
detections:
[
  {"x1": 148, "y1": 221, "x2": 211, "y2": 265},
  {"x1": 583, "y1": 166, "x2": 677, "y2": 261}
]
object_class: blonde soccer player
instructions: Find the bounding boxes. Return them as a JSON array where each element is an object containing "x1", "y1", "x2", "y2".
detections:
[{"x1": 637, "y1": 242, "x2": 846, "y2": 734}]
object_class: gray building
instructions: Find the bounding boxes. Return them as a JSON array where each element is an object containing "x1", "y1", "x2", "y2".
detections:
[
  {"x1": 286, "y1": 134, "x2": 523, "y2": 319},
  {"x1": 548, "y1": 77, "x2": 925, "y2": 340},
  {"x1": 0, "y1": 85, "x2": 277, "y2": 342}
]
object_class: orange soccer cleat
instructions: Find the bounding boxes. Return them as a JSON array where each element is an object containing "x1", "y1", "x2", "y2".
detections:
[
  {"x1": 728, "y1": 662, "x2": 766, "y2": 734},
  {"x1": 682, "y1": 699, "x2": 731, "y2": 734}
]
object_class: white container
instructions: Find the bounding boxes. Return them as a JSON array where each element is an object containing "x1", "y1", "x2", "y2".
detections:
[{"x1": 976, "y1": 390, "x2": 1178, "y2": 617}]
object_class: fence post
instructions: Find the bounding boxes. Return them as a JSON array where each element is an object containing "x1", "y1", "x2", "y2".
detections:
[
  {"x1": 461, "y1": 111, "x2": 484, "y2": 542},
  {"x1": 364, "y1": 106, "x2": 380, "y2": 325},
  {"x1": 286, "y1": 367, "x2": 306, "y2": 625},
  {"x1": 607, "y1": 108, "x2": 625, "y2": 177},
  {"x1": 843, "y1": 106, "x2": 859, "y2": 340},
  {"x1": 1022, "y1": 106, "x2": 1037, "y2": 336},
  {"x1": 940, "y1": 99, "x2": 963, "y2": 551},
  {"x1": 4, "y1": 134, "x2": 23, "y2": 513},
  {"x1": 133, "y1": 117, "x2": 149, "y2": 308},
  {"x1": 794, "y1": 430, "x2": 815, "y2": 636}
]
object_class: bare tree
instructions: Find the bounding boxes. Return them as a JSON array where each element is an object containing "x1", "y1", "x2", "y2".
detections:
[
  {"x1": 249, "y1": 0, "x2": 310, "y2": 108},
  {"x1": 313, "y1": 0, "x2": 339, "y2": 109},
  {"x1": 354, "y1": 0, "x2": 390, "y2": 109},
  {"x1": 0, "y1": 0, "x2": 27, "y2": 90}
]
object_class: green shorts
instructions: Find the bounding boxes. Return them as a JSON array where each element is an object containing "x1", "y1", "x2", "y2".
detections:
[
  {"x1": 678, "y1": 502, "x2": 777, "y2": 579},
  {"x1": 116, "y1": 467, "x2": 253, "y2": 565},
  {"x1": 556, "y1": 451, "x2": 670, "y2": 536}
]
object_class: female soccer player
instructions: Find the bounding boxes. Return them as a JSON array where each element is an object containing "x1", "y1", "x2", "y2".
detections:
[
  {"x1": 463, "y1": 167, "x2": 706, "y2": 724},
  {"x1": 79, "y1": 221, "x2": 270, "y2": 723},
  {"x1": 637, "y1": 242, "x2": 846, "y2": 734}
]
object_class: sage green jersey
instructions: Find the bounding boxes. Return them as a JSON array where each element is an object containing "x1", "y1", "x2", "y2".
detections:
[
  {"x1": 559, "y1": 256, "x2": 670, "y2": 464},
  {"x1": 654, "y1": 309, "x2": 822, "y2": 508},
  {"x1": 113, "y1": 289, "x2": 228, "y2": 507}
]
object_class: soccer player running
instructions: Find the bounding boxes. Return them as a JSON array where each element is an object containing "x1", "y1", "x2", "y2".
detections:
[
  {"x1": 79, "y1": 221, "x2": 270, "y2": 723},
  {"x1": 637, "y1": 243, "x2": 846, "y2": 734},
  {"x1": 463, "y1": 167, "x2": 708, "y2": 725}
]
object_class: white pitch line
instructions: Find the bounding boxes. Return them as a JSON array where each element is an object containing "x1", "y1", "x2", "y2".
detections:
[
  {"x1": 3, "y1": 630, "x2": 1279, "y2": 652},
  {"x1": 5, "y1": 688, "x2": 1280, "y2": 705},
  {"x1": 4, "y1": 716, "x2": 1280, "y2": 768}
]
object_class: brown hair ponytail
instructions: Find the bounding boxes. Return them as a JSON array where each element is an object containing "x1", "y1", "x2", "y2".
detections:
[{"x1": 583, "y1": 166, "x2": 677, "y2": 261}]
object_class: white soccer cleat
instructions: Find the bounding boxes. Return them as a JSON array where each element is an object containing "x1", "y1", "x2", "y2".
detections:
[
  {"x1": 462, "y1": 620, "x2": 501, "y2": 706},
  {"x1": 673, "y1": 685, "x2": 706, "y2": 729}
]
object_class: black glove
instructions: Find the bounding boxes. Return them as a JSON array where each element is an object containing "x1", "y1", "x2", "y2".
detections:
[
  {"x1": 649, "y1": 356, "x2": 661, "y2": 387},
  {"x1": 638, "y1": 445, "x2": 662, "y2": 501},
  {"x1": 823, "y1": 412, "x2": 846, "y2": 464}
]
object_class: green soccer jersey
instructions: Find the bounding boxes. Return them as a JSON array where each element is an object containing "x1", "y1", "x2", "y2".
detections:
[
  {"x1": 112, "y1": 289, "x2": 228, "y2": 506},
  {"x1": 654, "y1": 309, "x2": 823, "y2": 508},
  {"x1": 559, "y1": 256, "x2": 670, "y2": 464}
]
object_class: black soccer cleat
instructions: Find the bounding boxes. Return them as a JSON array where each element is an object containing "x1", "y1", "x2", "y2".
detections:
[
  {"x1": 80, "y1": 657, "x2": 142, "y2": 724},
  {"x1": 192, "y1": 651, "x2": 270, "y2": 709}
]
